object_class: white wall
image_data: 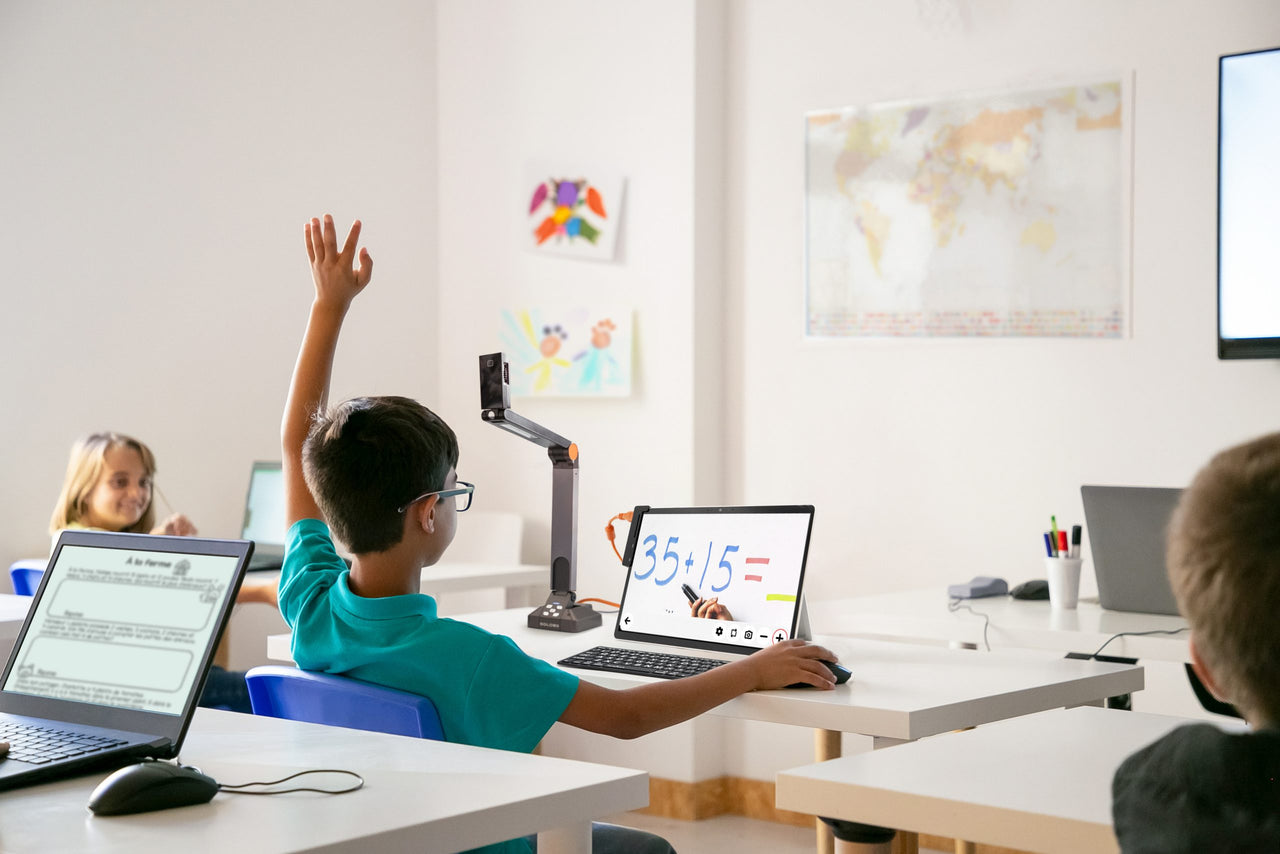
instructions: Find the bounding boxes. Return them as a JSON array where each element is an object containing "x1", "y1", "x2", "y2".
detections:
[
  {"x1": 729, "y1": 0, "x2": 1280, "y2": 611},
  {"x1": 0, "y1": 0, "x2": 437, "y2": 567}
]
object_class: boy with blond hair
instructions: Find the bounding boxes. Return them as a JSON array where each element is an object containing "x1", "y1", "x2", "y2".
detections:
[{"x1": 1111, "y1": 432, "x2": 1280, "y2": 851}]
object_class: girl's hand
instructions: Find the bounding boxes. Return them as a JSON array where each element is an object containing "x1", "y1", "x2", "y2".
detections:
[
  {"x1": 236, "y1": 581, "x2": 279, "y2": 608},
  {"x1": 152, "y1": 513, "x2": 197, "y2": 536},
  {"x1": 304, "y1": 214, "x2": 372, "y2": 308}
]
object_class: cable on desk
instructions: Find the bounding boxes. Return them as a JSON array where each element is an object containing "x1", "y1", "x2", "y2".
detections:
[
  {"x1": 947, "y1": 597, "x2": 991, "y2": 651},
  {"x1": 604, "y1": 511, "x2": 633, "y2": 564},
  {"x1": 171, "y1": 759, "x2": 365, "y2": 796},
  {"x1": 215, "y1": 768, "x2": 365, "y2": 795},
  {"x1": 1087, "y1": 627, "x2": 1188, "y2": 660},
  {"x1": 577, "y1": 597, "x2": 620, "y2": 613}
]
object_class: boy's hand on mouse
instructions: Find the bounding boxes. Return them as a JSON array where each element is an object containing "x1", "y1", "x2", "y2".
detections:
[
  {"x1": 305, "y1": 214, "x2": 372, "y2": 308},
  {"x1": 743, "y1": 639, "x2": 838, "y2": 690}
]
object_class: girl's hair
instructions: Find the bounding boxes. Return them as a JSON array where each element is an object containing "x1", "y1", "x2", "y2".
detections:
[{"x1": 49, "y1": 432, "x2": 158, "y2": 535}]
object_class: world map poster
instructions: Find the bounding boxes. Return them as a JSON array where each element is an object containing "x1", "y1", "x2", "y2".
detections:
[{"x1": 805, "y1": 79, "x2": 1128, "y2": 338}]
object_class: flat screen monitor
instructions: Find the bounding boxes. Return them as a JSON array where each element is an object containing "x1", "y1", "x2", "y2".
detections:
[{"x1": 1218, "y1": 46, "x2": 1280, "y2": 359}]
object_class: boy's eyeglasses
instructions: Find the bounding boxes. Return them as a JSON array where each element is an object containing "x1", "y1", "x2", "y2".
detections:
[{"x1": 397, "y1": 481, "x2": 474, "y2": 514}]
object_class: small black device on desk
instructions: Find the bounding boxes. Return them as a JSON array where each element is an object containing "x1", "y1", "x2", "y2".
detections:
[
  {"x1": 787, "y1": 660, "x2": 853, "y2": 689},
  {"x1": 88, "y1": 761, "x2": 219, "y2": 815},
  {"x1": 1010, "y1": 579, "x2": 1050, "y2": 600}
]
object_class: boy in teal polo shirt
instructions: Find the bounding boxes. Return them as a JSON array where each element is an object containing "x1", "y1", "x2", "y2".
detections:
[{"x1": 280, "y1": 215, "x2": 842, "y2": 853}]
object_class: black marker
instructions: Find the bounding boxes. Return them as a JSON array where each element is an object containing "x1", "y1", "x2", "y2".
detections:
[{"x1": 681, "y1": 583, "x2": 699, "y2": 604}]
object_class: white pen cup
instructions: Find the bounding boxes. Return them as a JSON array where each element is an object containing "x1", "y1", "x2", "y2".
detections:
[{"x1": 1044, "y1": 557, "x2": 1083, "y2": 610}]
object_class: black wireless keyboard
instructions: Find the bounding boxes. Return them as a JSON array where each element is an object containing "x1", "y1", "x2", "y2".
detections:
[{"x1": 558, "y1": 645, "x2": 729, "y2": 680}]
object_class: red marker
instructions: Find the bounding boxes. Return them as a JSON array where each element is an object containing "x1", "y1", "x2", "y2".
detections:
[{"x1": 1058, "y1": 530, "x2": 1069, "y2": 555}]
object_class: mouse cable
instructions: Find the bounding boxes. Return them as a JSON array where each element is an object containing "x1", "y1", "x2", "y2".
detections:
[
  {"x1": 177, "y1": 763, "x2": 365, "y2": 796},
  {"x1": 947, "y1": 597, "x2": 991, "y2": 651},
  {"x1": 1087, "y1": 627, "x2": 1188, "y2": 660},
  {"x1": 604, "y1": 511, "x2": 634, "y2": 564}
]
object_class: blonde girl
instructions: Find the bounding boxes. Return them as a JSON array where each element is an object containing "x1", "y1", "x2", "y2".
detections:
[{"x1": 50, "y1": 431, "x2": 195, "y2": 538}]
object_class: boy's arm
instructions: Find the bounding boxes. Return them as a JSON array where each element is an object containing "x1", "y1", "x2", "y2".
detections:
[
  {"x1": 282, "y1": 215, "x2": 373, "y2": 527},
  {"x1": 558, "y1": 639, "x2": 840, "y2": 739}
]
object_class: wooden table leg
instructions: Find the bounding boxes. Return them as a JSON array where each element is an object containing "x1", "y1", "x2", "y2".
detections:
[
  {"x1": 815, "y1": 729, "x2": 841, "y2": 854},
  {"x1": 890, "y1": 831, "x2": 918, "y2": 854},
  {"x1": 954, "y1": 841, "x2": 976, "y2": 854}
]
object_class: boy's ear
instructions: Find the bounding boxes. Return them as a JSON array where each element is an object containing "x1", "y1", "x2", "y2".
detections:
[
  {"x1": 413, "y1": 495, "x2": 441, "y2": 534},
  {"x1": 1188, "y1": 633, "x2": 1226, "y2": 702}
]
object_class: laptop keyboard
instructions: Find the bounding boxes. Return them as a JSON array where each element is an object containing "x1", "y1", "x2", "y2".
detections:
[
  {"x1": 0, "y1": 721, "x2": 127, "y2": 765},
  {"x1": 558, "y1": 645, "x2": 729, "y2": 680}
]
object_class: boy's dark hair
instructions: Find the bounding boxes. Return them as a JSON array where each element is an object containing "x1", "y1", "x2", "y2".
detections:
[
  {"x1": 1167, "y1": 431, "x2": 1280, "y2": 724},
  {"x1": 303, "y1": 396, "x2": 459, "y2": 554}
]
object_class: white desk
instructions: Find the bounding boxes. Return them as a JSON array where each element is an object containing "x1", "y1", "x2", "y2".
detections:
[
  {"x1": 1, "y1": 593, "x2": 30, "y2": 661},
  {"x1": 809, "y1": 590, "x2": 1190, "y2": 662},
  {"x1": 268, "y1": 608, "x2": 1142, "y2": 854},
  {"x1": 267, "y1": 608, "x2": 1144, "y2": 744},
  {"x1": 777, "y1": 706, "x2": 1236, "y2": 854},
  {"x1": 419, "y1": 561, "x2": 546, "y2": 603},
  {"x1": 0, "y1": 708, "x2": 648, "y2": 854}
]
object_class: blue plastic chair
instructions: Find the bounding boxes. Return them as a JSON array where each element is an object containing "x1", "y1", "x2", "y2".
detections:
[
  {"x1": 244, "y1": 665, "x2": 445, "y2": 740},
  {"x1": 8, "y1": 559, "x2": 46, "y2": 596}
]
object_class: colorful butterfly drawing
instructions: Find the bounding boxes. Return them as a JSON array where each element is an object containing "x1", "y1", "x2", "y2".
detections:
[{"x1": 530, "y1": 178, "x2": 608, "y2": 246}]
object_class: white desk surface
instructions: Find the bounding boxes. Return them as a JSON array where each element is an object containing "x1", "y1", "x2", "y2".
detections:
[
  {"x1": 268, "y1": 608, "x2": 1143, "y2": 742},
  {"x1": 809, "y1": 590, "x2": 1190, "y2": 663},
  {"x1": 419, "y1": 561, "x2": 546, "y2": 595},
  {"x1": 777, "y1": 706, "x2": 1237, "y2": 854},
  {"x1": 0, "y1": 708, "x2": 648, "y2": 854}
]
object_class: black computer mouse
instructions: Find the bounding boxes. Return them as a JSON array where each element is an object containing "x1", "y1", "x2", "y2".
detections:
[
  {"x1": 824, "y1": 660, "x2": 852, "y2": 684},
  {"x1": 88, "y1": 760, "x2": 219, "y2": 816},
  {"x1": 1010, "y1": 579, "x2": 1051, "y2": 600},
  {"x1": 787, "y1": 660, "x2": 852, "y2": 689}
]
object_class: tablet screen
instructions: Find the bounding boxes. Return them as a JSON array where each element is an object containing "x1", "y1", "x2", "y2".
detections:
[{"x1": 615, "y1": 505, "x2": 815, "y2": 655}]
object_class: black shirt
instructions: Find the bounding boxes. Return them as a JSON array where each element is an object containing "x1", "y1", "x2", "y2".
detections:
[{"x1": 1112, "y1": 723, "x2": 1280, "y2": 853}]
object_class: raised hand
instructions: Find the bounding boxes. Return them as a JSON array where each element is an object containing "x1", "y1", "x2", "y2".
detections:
[{"x1": 304, "y1": 214, "x2": 373, "y2": 307}]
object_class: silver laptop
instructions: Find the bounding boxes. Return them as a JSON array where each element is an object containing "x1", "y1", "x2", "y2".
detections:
[
  {"x1": 240, "y1": 461, "x2": 286, "y2": 571},
  {"x1": 0, "y1": 530, "x2": 251, "y2": 790},
  {"x1": 611, "y1": 505, "x2": 816, "y2": 654},
  {"x1": 1080, "y1": 485, "x2": 1183, "y2": 616}
]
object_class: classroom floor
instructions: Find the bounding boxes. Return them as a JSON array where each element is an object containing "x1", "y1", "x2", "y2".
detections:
[{"x1": 604, "y1": 812, "x2": 950, "y2": 853}]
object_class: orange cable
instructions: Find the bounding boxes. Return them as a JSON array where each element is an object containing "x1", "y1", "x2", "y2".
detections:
[
  {"x1": 581, "y1": 511, "x2": 635, "y2": 608},
  {"x1": 577, "y1": 597, "x2": 621, "y2": 609},
  {"x1": 604, "y1": 511, "x2": 633, "y2": 565}
]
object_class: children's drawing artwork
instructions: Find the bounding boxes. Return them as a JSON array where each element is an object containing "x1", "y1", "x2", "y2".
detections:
[
  {"x1": 499, "y1": 307, "x2": 632, "y2": 397},
  {"x1": 525, "y1": 168, "x2": 625, "y2": 261}
]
